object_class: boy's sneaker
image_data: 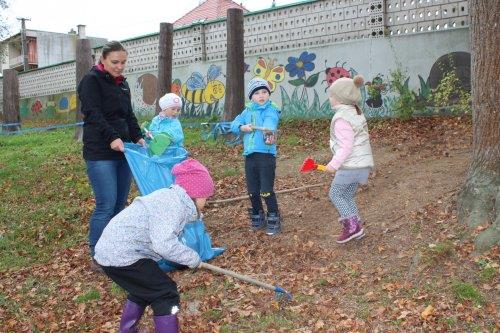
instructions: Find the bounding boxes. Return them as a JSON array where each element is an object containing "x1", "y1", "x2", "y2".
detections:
[
  {"x1": 266, "y1": 212, "x2": 282, "y2": 235},
  {"x1": 336, "y1": 216, "x2": 364, "y2": 244},
  {"x1": 248, "y1": 209, "x2": 266, "y2": 231}
]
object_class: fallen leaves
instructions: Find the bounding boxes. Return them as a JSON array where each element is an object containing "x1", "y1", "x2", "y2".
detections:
[
  {"x1": 421, "y1": 304, "x2": 435, "y2": 320},
  {"x1": 3, "y1": 116, "x2": 498, "y2": 332}
]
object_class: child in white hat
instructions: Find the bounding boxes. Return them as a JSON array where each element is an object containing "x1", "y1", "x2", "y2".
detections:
[
  {"x1": 326, "y1": 75, "x2": 374, "y2": 244},
  {"x1": 143, "y1": 93, "x2": 184, "y2": 155}
]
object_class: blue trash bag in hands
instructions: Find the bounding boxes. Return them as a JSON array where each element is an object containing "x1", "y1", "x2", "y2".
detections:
[
  {"x1": 123, "y1": 143, "x2": 224, "y2": 271},
  {"x1": 124, "y1": 143, "x2": 188, "y2": 195},
  {"x1": 158, "y1": 219, "x2": 225, "y2": 272}
]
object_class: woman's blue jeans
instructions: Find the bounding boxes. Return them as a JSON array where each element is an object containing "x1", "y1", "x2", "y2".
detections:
[{"x1": 85, "y1": 159, "x2": 132, "y2": 257}]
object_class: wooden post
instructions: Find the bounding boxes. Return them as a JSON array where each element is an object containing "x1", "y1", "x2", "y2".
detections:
[
  {"x1": 223, "y1": 8, "x2": 245, "y2": 121},
  {"x1": 74, "y1": 38, "x2": 93, "y2": 141},
  {"x1": 2, "y1": 69, "x2": 21, "y2": 132},
  {"x1": 157, "y1": 22, "x2": 173, "y2": 115}
]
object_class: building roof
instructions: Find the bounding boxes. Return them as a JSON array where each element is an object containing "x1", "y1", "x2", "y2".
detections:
[{"x1": 174, "y1": 0, "x2": 249, "y2": 27}]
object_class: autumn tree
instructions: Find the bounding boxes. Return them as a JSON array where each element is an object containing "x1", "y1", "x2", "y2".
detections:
[
  {"x1": 0, "y1": 0, "x2": 10, "y2": 60},
  {"x1": 458, "y1": 0, "x2": 499, "y2": 251}
]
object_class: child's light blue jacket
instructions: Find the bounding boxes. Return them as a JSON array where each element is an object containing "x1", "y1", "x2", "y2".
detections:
[
  {"x1": 230, "y1": 100, "x2": 280, "y2": 156},
  {"x1": 149, "y1": 116, "x2": 184, "y2": 147}
]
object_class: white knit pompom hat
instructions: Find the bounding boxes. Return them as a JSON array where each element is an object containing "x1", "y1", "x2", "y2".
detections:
[
  {"x1": 159, "y1": 93, "x2": 183, "y2": 110},
  {"x1": 328, "y1": 75, "x2": 365, "y2": 105}
]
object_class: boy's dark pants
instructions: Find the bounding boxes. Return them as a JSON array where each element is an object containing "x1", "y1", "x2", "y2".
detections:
[
  {"x1": 245, "y1": 152, "x2": 278, "y2": 214},
  {"x1": 102, "y1": 258, "x2": 179, "y2": 315}
]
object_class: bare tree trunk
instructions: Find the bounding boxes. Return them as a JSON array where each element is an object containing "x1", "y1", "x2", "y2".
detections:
[
  {"x1": 157, "y1": 22, "x2": 173, "y2": 115},
  {"x1": 2, "y1": 69, "x2": 21, "y2": 132},
  {"x1": 75, "y1": 39, "x2": 93, "y2": 141},
  {"x1": 223, "y1": 8, "x2": 245, "y2": 121},
  {"x1": 457, "y1": 0, "x2": 500, "y2": 252}
]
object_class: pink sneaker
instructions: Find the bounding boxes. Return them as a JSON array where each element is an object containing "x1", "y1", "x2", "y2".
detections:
[{"x1": 336, "y1": 216, "x2": 364, "y2": 244}]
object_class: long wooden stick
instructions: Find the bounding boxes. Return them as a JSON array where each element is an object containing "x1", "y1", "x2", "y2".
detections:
[
  {"x1": 207, "y1": 182, "x2": 329, "y2": 205},
  {"x1": 252, "y1": 126, "x2": 271, "y2": 132},
  {"x1": 199, "y1": 262, "x2": 276, "y2": 291}
]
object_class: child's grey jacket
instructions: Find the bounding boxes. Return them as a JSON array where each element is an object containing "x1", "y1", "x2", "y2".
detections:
[{"x1": 94, "y1": 185, "x2": 201, "y2": 268}]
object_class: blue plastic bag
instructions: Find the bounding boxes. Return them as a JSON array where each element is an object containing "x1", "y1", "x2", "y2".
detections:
[
  {"x1": 123, "y1": 143, "x2": 224, "y2": 272},
  {"x1": 124, "y1": 143, "x2": 188, "y2": 195},
  {"x1": 158, "y1": 219, "x2": 225, "y2": 271}
]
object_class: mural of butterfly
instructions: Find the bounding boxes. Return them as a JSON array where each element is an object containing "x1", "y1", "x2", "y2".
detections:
[
  {"x1": 253, "y1": 57, "x2": 285, "y2": 92},
  {"x1": 181, "y1": 64, "x2": 225, "y2": 105}
]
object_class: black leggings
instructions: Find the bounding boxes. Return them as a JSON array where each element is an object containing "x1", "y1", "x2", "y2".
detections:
[
  {"x1": 245, "y1": 153, "x2": 279, "y2": 214},
  {"x1": 102, "y1": 259, "x2": 179, "y2": 316}
]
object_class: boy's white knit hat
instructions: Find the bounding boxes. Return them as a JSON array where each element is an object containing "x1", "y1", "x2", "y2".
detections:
[
  {"x1": 247, "y1": 77, "x2": 271, "y2": 100},
  {"x1": 159, "y1": 93, "x2": 183, "y2": 110},
  {"x1": 328, "y1": 75, "x2": 365, "y2": 105}
]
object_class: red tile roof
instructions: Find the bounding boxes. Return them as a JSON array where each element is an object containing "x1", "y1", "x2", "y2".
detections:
[{"x1": 174, "y1": 0, "x2": 248, "y2": 27}]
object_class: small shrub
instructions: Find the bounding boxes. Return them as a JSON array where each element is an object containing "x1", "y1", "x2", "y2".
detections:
[
  {"x1": 388, "y1": 68, "x2": 419, "y2": 120},
  {"x1": 431, "y1": 59, "x2": 471, "y2": 114}
]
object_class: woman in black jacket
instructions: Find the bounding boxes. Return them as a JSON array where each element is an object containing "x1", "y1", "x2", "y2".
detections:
[{"x1": 78, "y1": 41, "x2": 145, "y2": 265}]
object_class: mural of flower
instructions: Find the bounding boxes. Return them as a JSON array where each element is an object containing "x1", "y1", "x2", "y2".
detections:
[{"x1": 285, "y1": 51, "x2": 316, "y2": 78}]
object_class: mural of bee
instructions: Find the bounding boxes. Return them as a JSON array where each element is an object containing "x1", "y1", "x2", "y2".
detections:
[
  {"x1": 181, "y1": 64, "x2": 225, "y2": 105},
  {"x1": 253, "y1": 57, "x2": 285, "y2": 92}
]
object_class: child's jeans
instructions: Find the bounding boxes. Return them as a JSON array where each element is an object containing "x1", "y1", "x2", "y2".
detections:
[
  {"x1": 329, "y1": 182, "x2": 359, "y2": 218},
  {"x1": 86, "y1": 159, "x2": 132, "y2": 257},
  {"x1": 245, "y1": 152, "x2": 278, "y2": 213}
]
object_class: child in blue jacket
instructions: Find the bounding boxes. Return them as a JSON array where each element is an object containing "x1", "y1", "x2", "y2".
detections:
[
  {"x1": 230, "y1": 78, "x2": 282, "y2": 235},
  {"x1": 144, "y1": 93, "x2": 184, "y2": 155}
]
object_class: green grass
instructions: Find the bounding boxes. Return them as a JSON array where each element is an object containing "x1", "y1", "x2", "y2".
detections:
[
  {"x1": 0, "y1": 129, "x2": 89, "y2": 271},
  {"x1": 477, "y1": 259, "x2": 496, "y2": 283},
  {"x1": 451, "y1": 281, "x2": 484, "y2": 305},
  {"x1": 438, "y1": 316, "x2": 457, "y2": 330},
  {"x1": 280, "y1": 134, "x2": 301, "y2": 146},
  {"x1": 75, "y1": 289, "x2": 101, "y2": 303},
  {"x1": 110, "y1": 282, "x2": 126, "y2": 298},
  {"x1": 423, "y1": 241, "x2": 454, "y2": 266},
  {"x1": 0, "y1": 125, "x2": 222, "y2": 272},
  {"x1": 220, "y1": 167, "x2": 240, "y2": 178},
  {"x1": 203, "y1": 308, "x2": 223, "y2": 320},
  {"x1": 479, "y1": 266, "x2": 496, "y2": 282}
]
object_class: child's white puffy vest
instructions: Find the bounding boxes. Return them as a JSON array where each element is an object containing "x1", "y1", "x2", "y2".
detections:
[{"x1": 329, "y1": 105, "x2": 374, "y2": 169}]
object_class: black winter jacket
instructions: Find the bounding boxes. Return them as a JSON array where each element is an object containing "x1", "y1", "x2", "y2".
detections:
[{"x1": 78, "y1": 67, "x2": 142, "y2": 160}]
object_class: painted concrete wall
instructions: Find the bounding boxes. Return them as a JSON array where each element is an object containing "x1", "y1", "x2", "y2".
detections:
[
  {"x1": 128, "y1": 28, "x2": 469, "y2": 120},
  {"x1": 0, "y1": 0, "x2": 471, "y2": 122}
]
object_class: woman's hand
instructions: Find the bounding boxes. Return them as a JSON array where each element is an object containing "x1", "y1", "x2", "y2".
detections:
[
  {"x1": 136, "y1": 138, "x2": 146, "y2": 147},
  {"x1": 110, "y1": 138, "x2": 125, "y2": 152}
]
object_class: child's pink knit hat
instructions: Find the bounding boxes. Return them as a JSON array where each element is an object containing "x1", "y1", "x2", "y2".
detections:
[{"x1": 172, "y1": 158, "x2": 214, "y2": 198}]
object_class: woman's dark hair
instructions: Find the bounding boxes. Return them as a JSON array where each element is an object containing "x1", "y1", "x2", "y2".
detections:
[{"x1": 101, "y1": 41, "x2": 127, "y2": 59}]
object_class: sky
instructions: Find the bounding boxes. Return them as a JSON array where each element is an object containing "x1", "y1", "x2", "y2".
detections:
[{"x1": 3, "y1": 0, "x2": 302, "y2": 41}]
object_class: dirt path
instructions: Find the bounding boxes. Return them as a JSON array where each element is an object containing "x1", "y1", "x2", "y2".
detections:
[{"x1": 279, "y1": 145, "x2": 471, "y2": 250}]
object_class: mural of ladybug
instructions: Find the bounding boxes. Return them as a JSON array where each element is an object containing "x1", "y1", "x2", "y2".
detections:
[
  {"x1": 365, "y1": 74, "x2": 388, "y2": 108},
  {"x1": 324, "y1": 61, "x2": 351, "y2": 87}
]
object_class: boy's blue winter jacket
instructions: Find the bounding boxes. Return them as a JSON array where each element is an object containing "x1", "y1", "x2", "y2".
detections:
[
  {"x1": 148, "y1": 116, "x2": 184, "y2": 147},
  {"x1": 230, "y1": 100, "x2": 280, "y2": 156}
]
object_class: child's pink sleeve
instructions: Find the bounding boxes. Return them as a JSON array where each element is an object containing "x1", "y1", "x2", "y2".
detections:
[{"x1": 327, "y1": 119, "x2": 354, "y2": 171}]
